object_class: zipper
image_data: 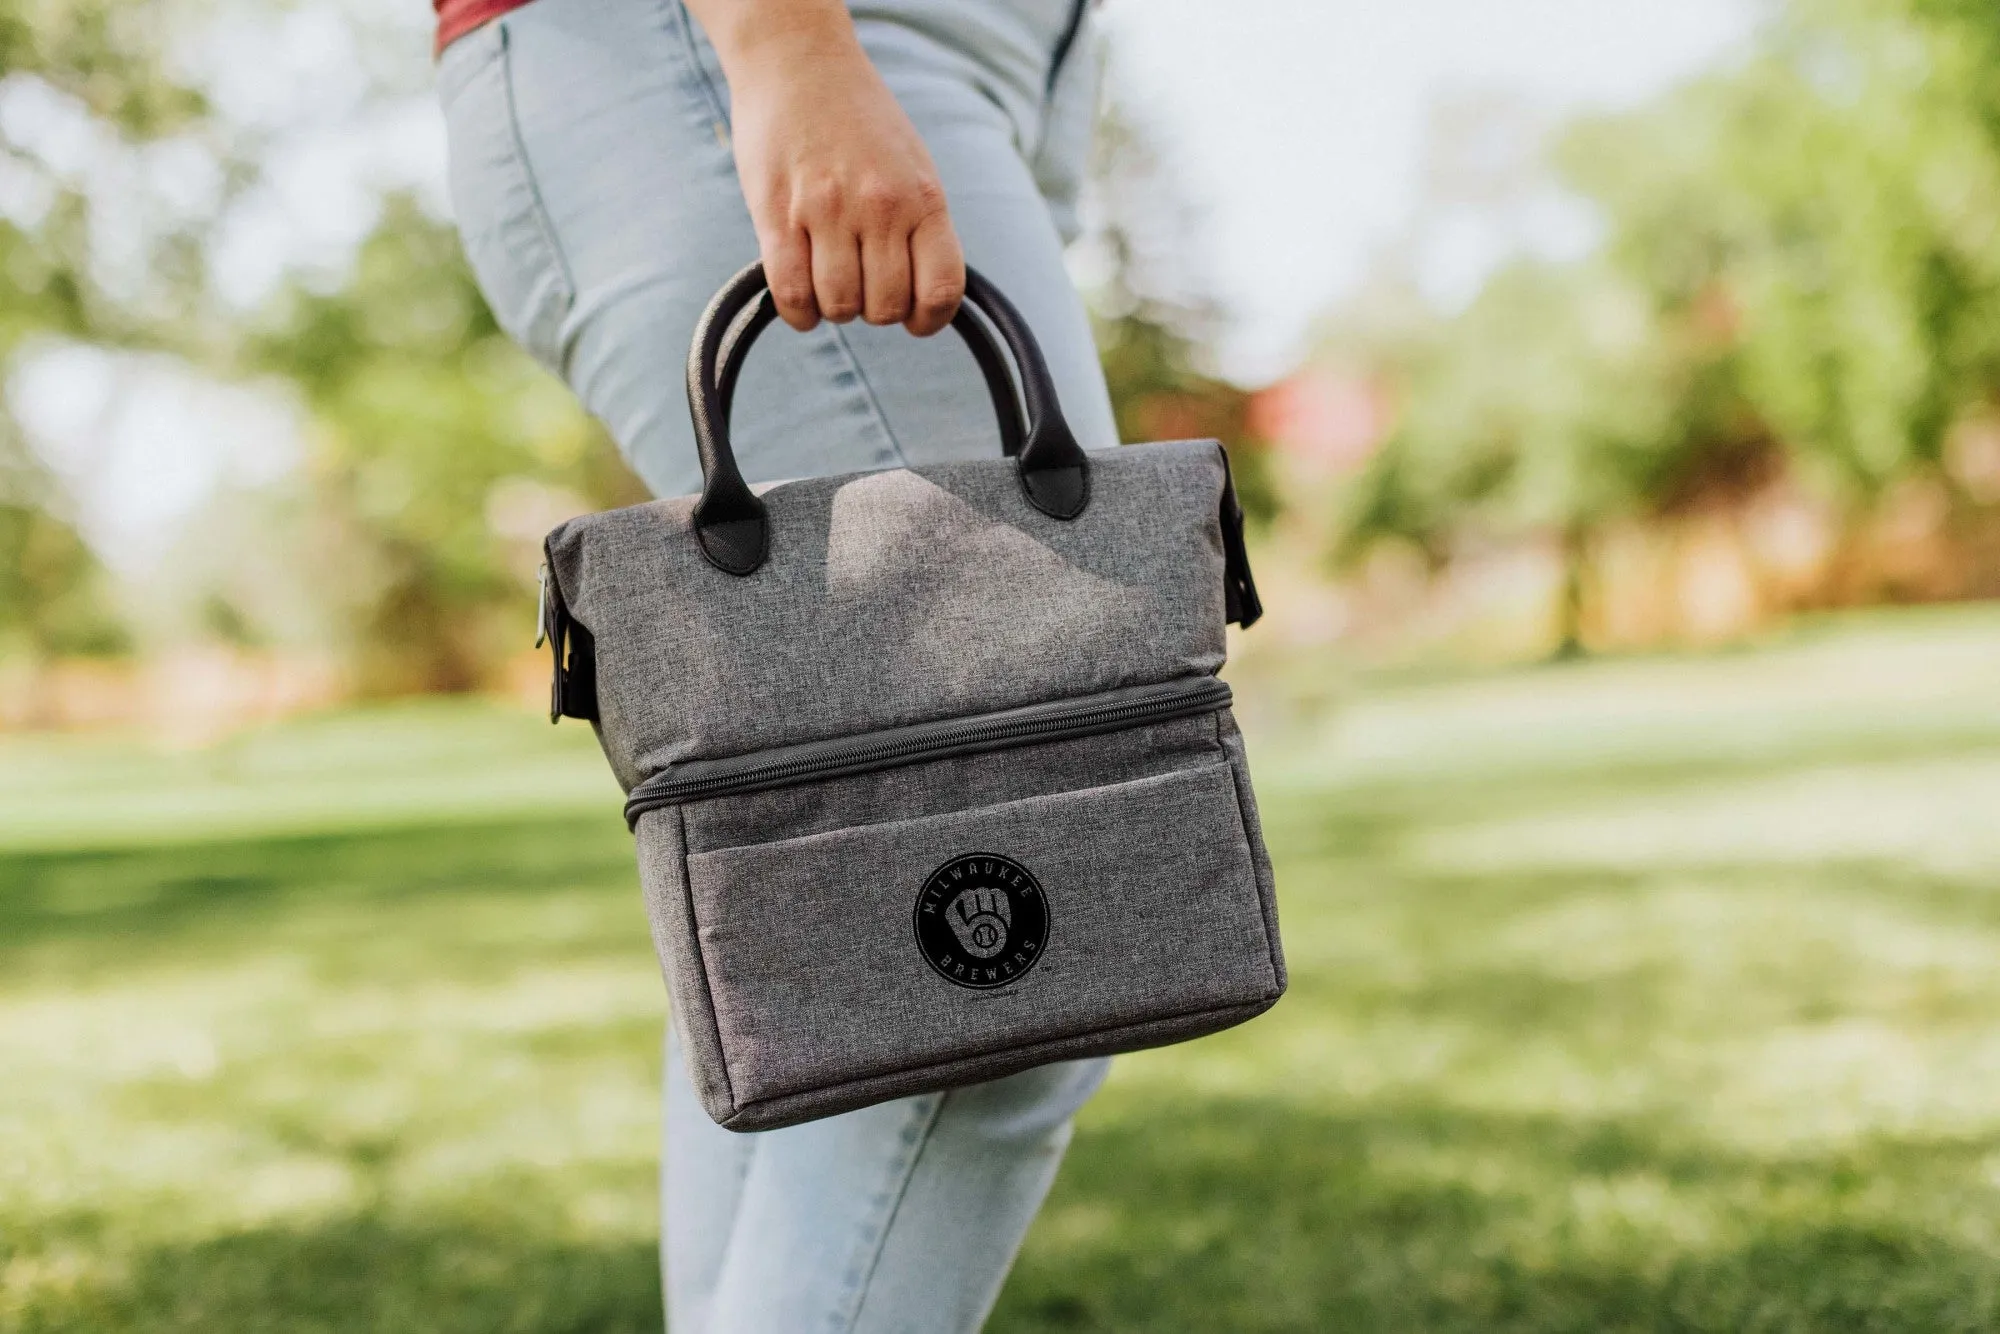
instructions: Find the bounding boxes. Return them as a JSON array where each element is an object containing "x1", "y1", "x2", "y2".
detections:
[
  {"x1": 538, "y1": 558, "x2": 568, "y2": 724},
  {"x1": 623, "y1": 676, "x2": 1231, "y2": 828},
  {"x1": 539, "y1": 547, "x2": 598, "y2": 724}
]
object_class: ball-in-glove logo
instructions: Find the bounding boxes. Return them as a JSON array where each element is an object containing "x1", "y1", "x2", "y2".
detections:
[
  {"x1": 914, "y1": 853, "x2": 1049, "y2": 989},
  {"x1": 947, "y1": 887, "x2": 1011, "y2": 958}
]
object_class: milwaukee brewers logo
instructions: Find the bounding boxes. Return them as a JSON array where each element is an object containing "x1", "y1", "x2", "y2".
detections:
[{"x1": 913, "y1": 853, "x2": 1049, "y2": 990}]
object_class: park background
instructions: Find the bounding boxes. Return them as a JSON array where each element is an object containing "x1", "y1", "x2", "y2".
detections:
[{"x1": 9, "y1": 0, "x2": 2000, "y2": 1328}]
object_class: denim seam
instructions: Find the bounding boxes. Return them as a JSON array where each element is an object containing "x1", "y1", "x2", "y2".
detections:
[
  {"x1": 826, "y1": 326, "x2": 913, "y2": 466},
  {"x1": 1030, "y1": 18, "x2": 1080, "y2": 162},
  {"x1": 495, "y1": 21, "x2": 579, "y2": 363},
  {"x1": 1044, "y1": 0, "x2": 1090, "y2": 100},
  {"x1": 666, "y1": 0, "x2": 733, "y2": 135},
  {"x1": 833, "y1": 1091, "x2": 949, "y2": 1333}
]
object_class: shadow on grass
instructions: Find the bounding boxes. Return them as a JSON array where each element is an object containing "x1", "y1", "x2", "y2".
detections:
[
  {"x1": 996, "y1": 1095, "x2": 2000, "y2": 1334},
  {"x1": 19, "y1": 1203, "x2": 661, "y2": 1334},
  {"x1": 12, "y1": 717, "x2": 2000, "y2": 1332},
  {"x1": 17, "y1": 1095, "x2": 1997, "y2": 1334},
  {"x1": 0, "y1": 812, "x2": 635, "y2": 967}
]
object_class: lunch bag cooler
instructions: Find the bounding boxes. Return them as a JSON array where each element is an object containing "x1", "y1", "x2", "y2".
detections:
[{"x1": 538, "y1": 262, "x2": 1286, "y2": 1131}]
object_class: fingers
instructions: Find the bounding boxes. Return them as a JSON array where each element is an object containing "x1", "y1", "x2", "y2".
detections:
[
  {"x1": 772, "y1": 178, "x2": 960, "y2": 334},
  {"x1": 859, "y1": 217, "x2": 912, "y2": 327},
  {"x1": 763, "y1": 225, "x2": 819, "y2": 331},
  {"x1": 810, "y1": 226, "x2": 864, "y2": 324},
  {"x1": 906, "y1": 208, "x2": 964, "y2": 336}
]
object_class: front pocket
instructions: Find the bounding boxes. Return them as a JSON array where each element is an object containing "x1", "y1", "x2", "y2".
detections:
[{"x1": 681, "y1": 760, "x2": 1280, "y2": 1106}]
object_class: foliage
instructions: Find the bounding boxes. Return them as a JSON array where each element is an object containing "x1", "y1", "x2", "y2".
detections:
[
  {"x1": 10, "y1": 610, "x2": 2000, "y2": 1327},
  {"x1": 1565, "y1": 0, "x2": 2000, "y2": 505},
  {"x1": 0, "y1": 0, "x2": 638, "y2": 688},
  {"x1": 244, "y1": 195, "x2": 642, "y2": 694},
  {"x1": 0, "y1": 0, "x2": 214, "y2": 662},
  {"x1": 1087, "y1": 98, "x2": 1276, "y2": 525},
  {"x1": 0, "y1": 500, "x2": 128, "y2": 656},
  {"x1": 1335, "y1": 0, "x2": 2000, "y2": 640},
  {"x1": 0, "y1": 0, "x2": 211, "y2": 348}
]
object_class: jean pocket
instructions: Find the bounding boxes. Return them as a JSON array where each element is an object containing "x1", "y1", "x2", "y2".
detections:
[{"x1": 439, "y1": 20, "x2": 575, "y2": 373}]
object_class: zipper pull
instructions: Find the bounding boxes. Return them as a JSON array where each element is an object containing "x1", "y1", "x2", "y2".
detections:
[
  {"x1": 535, "y1": 563, "x2": 550, "y2": 648},
  {"x1": 539, "y1": 561, "x2": 569, "y2": 724}
]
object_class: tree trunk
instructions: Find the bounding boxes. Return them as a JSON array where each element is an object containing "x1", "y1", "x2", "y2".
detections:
[{"x1": 1553, "y1": 522, "x2": 1588, "y2": 660}]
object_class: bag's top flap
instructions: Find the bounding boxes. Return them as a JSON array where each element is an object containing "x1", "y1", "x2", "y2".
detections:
[{"x1": 545, "y1": 439, "x2": 1232, "y2": 791}]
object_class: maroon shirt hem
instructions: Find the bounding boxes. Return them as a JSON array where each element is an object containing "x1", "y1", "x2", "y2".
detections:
[{"x1": 435, "y1": 0, "x2": 535, "y2": 55}]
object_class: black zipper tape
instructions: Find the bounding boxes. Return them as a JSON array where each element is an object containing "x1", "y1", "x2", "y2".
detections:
[
  {"x1": 1217, "y1": 443, "x2": 1263, "y2": 629},
  {"x1": 623, "y1": 676, "x2": 1231, "y2": 827}
]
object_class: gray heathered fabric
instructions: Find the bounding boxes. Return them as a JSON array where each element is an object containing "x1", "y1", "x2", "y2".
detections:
[
  {"x1": 635, "y1": 804, "x2": 737, "y2": 1120},
  {"x1": 545, "y1": 439, "x2": 1230, "y2": 790},
  {"x1": 1218, "y1": 710, "x2": 1287, "y2": 994},
  {"x1": 567, "y1": 438, "x2": 1284, "y2": 1130},
  {"x1": 637, "y1": 738, "x2": 1283, "y2": 1129},
  {"x1": 687, "y1": 761, "x2": 1275, "y2": 1104}
]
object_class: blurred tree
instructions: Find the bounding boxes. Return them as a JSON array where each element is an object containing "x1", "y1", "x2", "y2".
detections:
[
  {"x1": 0, "y1": 0, "x2": 215, "y2": 665},
  {"x1": 1085, "y1": 97, "x2": 1275, "y2": 525},
  {"x1": 1334, "y1": 0, "x2": 2000, "y2": 646},
  {"x1": 1562, "y1": 0, "x2": 2000, "y2": 510},
  {"x1": 1339, "y1": 259, "x2": 1770, "y2": 654},
  {"x1": 0, "y1": 485, "x2": 129, "y2": 658},
  {"x1": 245, "y1": 194, "x2": 643, "y2": 694},
  {"x1": 2, "y1": 0, "x2": 638, "y2": 694}
]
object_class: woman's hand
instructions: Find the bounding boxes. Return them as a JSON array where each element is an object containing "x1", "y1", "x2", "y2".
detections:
[{"x1": 688, "y1": 0, "x2": 964, "y2": 335}]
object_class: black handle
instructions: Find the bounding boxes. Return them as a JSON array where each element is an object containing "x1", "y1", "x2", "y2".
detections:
[{"x1": 686, "y1": 261, "x2": 1091, "y2": 575}]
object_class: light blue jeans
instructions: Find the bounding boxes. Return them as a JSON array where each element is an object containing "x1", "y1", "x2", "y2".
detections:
[
  {"x1": 439, "y1": 0, "x2": 1118, "y2": 499},
  {"x1": 437, "y1": 2, "x2": 1114, "y2": 1329}
]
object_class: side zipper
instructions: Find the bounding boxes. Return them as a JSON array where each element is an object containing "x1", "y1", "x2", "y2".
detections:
[
  {"x1": 623, "y1": 676, "x2": 1231, "y2": 828},
  {"x1": 538, "y1": 547, "x2": 598, "y2": 724},
  {"x1": 1217, "y1": 443, "x2": 1263, "y2": 628}
]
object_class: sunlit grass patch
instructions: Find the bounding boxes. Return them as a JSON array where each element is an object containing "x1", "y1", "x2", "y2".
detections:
[
  {"x1": 0, "y1": 804, "x2": 664, "y2": 1332},
  {"x1": 9, "y1": 611, "x2": 2000, "y2": 1330}
]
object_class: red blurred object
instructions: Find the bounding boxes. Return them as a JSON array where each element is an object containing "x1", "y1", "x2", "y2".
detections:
[{"x1": 1247, "y1": 369, "x2": 1391, "y2": 475}]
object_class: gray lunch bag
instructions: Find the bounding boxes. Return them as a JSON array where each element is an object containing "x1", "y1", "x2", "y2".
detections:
[{"x1": 538, "y1": 263, "x2": 1285, "y2": 1131}]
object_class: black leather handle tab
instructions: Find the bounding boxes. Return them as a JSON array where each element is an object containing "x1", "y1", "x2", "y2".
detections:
[{"x1": 685, "y1": 261, "x2": 1090, "y2": 575}]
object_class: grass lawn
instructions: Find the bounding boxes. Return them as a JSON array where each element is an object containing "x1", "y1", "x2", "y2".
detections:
[{"x1": 8, "y1": 608, "x2": 2000, "y2": 1331}]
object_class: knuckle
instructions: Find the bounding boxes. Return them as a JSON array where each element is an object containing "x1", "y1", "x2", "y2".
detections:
[
  {"x1": 769, "y1": 276, "x2": 815, "y2": 312},
  {"x1": 910, "y1": 177, "x2": 948, "y2": 216},
  {"x1": 855, "y1": 178, "x2": 902, "y2": 223},
  {"x1": 915, "y1": 277, "x2": 962, "y2": 315},
  {"x1": 796, "y1": 176, "x2": 843, "y2": 220}
]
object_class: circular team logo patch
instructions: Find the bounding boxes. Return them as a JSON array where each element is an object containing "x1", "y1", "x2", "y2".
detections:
[{"x1": 913, "y1": 853, "x2": 1050, "y2": 990}]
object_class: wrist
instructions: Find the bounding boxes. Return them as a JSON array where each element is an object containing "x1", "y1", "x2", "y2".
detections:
[{"x1": 706, "y1": 4, "x2": 865, "y2": 89}]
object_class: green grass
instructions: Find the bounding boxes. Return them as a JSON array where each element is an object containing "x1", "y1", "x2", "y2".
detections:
[{"x1": 9, "y1": 608, "x2": 2000, "y2": 1331}]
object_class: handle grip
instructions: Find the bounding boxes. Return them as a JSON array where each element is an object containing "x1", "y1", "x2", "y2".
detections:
[{"x1": 685, "y1": 262, "x2": 1091, "y2": 575}]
